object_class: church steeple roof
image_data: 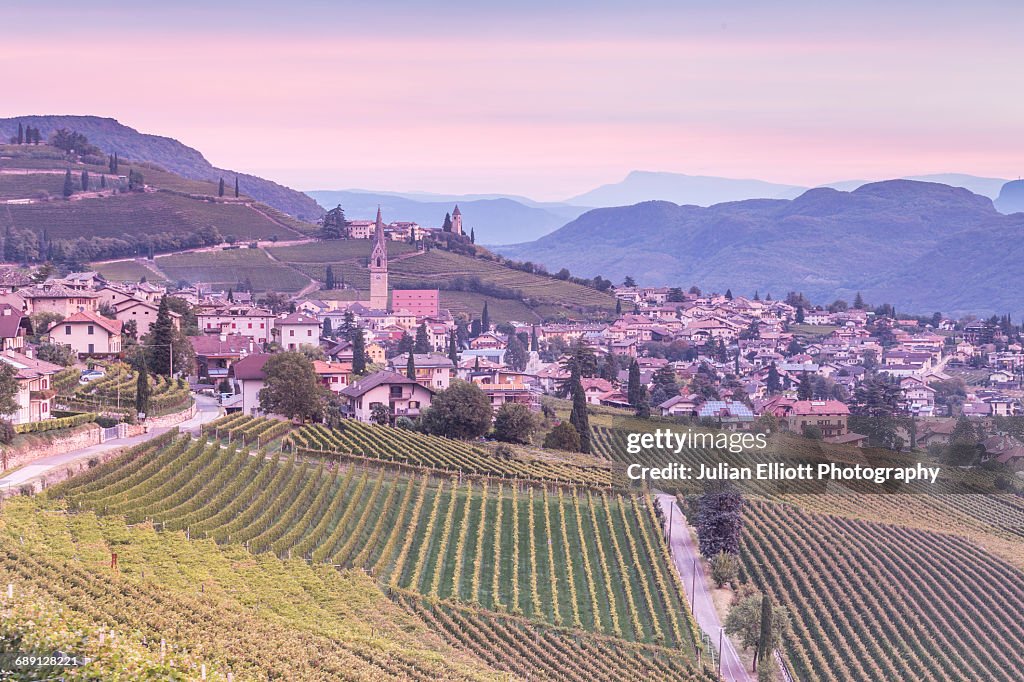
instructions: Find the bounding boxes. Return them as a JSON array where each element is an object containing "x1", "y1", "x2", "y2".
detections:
[
  {"x1": 371, "y1": 205, "x2": 387, "y2": 266},
  {"x1": 452, "y1": 204, "x2": 461, "y2": 216}
]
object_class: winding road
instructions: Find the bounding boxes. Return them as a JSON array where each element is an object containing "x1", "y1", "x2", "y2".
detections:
[{"x1": 655, "y1": 492, "x2": 754, "y2": 682}]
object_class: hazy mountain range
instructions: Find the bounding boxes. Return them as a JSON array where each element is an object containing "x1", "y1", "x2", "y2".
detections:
[
  {"x1": 495, "y1": 180, "x2": 1024, "y2": 319},
  {"x1": 0, "y1": 115, "x2": 323, "y2": 221}
]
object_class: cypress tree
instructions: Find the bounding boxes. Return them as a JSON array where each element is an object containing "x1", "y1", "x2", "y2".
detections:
[
  {"x1": 322, "y1": 317, "x2": 333, "y2": 337},
  {"x1": 757, "y1": 593, "x2": 774, "y2": 669},
  {"x1": 406, "y1": 351, "x2": 416, "y2": 380},
  {"x1": 325, "y1": 265, "x2": 335, "y2": 290},
  {"x1": 447, "y1": 330, "x2": 459, "y2": 365},
  {"x1": 234, "y1": 176, "x2": 239, "y2": 197},
  {"x1": 100, "y1": 175, "x2": 107, "y2": 189},
  {"x1": 16, "y1": 123, "x2": 23, "y2": 145},
  {"x1": 627, "y1": 359, "x2": 642, "y2": 407},
  {"x1": 615, "y1": 298, "x2": 621, "y2": 315},
  {"x1": 135, "y1": 360, "x2": 151, "y2": 416},
  {"x1": 113, "y1": 152, "x2": 119, "y2": 173},
  {"x1": 81, "y1": 170, "x2": 89, "y2": 191},
  {"x1": 481, "y1": 301, "x2": 490, "y2": 332},
  {"x1": 108, "y1": 154, "x2": 114, "y2": 173},
  {"x1": 148, "y1": 297, "x2": 176, "y2": 376},
  {"x1": 442, "y1": 212, "x2": 452, "y2": 232},
  {"x1": 351, "y1": 329, "x2": 367, "y2": 374},
  {"x1": 414, "y1": 323, "x2": 430, "y2": 354},
  {"x1": 62, "y1": 169, "x2": 74, "y2": 197},
  {"x1": 530, "y1": 325, "x2": 538, "y2": 352},
  {"x1": 470, "y1": 227, "x2": 475, "y2": 243},
  {"x1": 569, "y1": 372, "x2": 591, "y2": 454},
  {"x1": 218, "y1": 177, "x2": 225, "y2": 197}
]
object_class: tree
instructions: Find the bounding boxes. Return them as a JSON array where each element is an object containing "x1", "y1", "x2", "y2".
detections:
[
  {"x1": 321, "y1": 317, "x2": 333, "y2": 338},
  {"x1": 853, "y1": 291, "x2": 865, "y2": 309},
  {"x1": 766, "y1": 362, "x2": 781, "y2": 395},
  {"x1": 218, "y1": 177, "x2": 225, "y2": 197},
  {"x1": 470, "y1": 318, "x2": 481, "y2": 337},
  {"x1": 492, "y1": 403, "x2": 540, "y2": 444},
  {"x1": 16, "y1": 122, "x2": 23, "y2": 145},
  {"x1": 0, "y1": 362, "x2": 20, "y2": 417},
  {"x1": 258, "y1": 352, "x2": 325, "y2": 422},
  {"x1": 146, "y1": 297, "x2": 178, "y2": 376},
  {"x1": 725, "y1": 288, "x2": 733, "y2": 300},
  {"x1": 325, "y1": 265, "x2": 335, "y2": 290},
  {"x1": 420, "y1": 380, "x2": 493, "y2": 439},
  {"x1": 351, "y1": 329, "x2": 367, "y2": 375},
  {"x1": 481, "y1": 301, "x2": 490, "y2": 332},
  {"x1": 321, "y1": 205, "x2": 349, "y2": 239},
  {"x1": 695, "y1": 484, "x2": 743, "y2": 557},
  {"x1": 34, "y1": 342, "x2": 75, "y2": 366},
  {"x1": 543, "y1": 421, "x2": 581, "y2": 452},
  {"x1": 413, "y1": 323, "x2": 431, "y2": 354},
  {"x1": 81, "y1": 170, "x2": 89, "y2": 192},
  {"x1": 627, "y1": 359, "x2": 642, "y2": 407},
  {"x1": 505, "y1": 334, "x2": 528, "y2": 372},
  {"x1": 559, "y1": 338, "x2": 599, "y2": 379},
  {"x1": 848, "y1": 375, "x2": 905, "y2": 450},
  {"x1": 623, "y1": 275, "x2": 637, "y2": 287},
  {"x1": 62, "y1": 169, "x2": 74, "y2": 197},
  {"x1": 530, "y1": 326, "x2": 539, "y2": 352},
  {"x1": 234, "y1": 176, "x2": 239, "y2": 198},
  {"x1": 797, "y1": 371, "x2": 813, "y2": 400},
  {"x1": 135, "y1": 360, "x2": 151, "y2": 416},
  {"x1": 724, "y1": 586, "x2": 790, "y2": 672},
  {"x1": 801, "y1": 423, "x2": 823, "y2": 440},
  {"x1": 122, "y1": 319, "x2": 138, "y2": 345},
  {"x1": 447, "y1": 330, "x2": 459, "y2": 365},
  {"x1": 569, "y1": 373, "x2": 592, "y2": 454},
  {"x1": 649, "y1": 365, "x2": 681, "y2": 407},
  {"x1": 339, "y1": 311, "x2": 356, "y2": 341},
  {"x1": 100, "y1": 175, "x2": 106, "y2": 189},
  {"x1": 795, "y1": 305, "x2": 805, "y2": 324},
  {"x1": 406, "y1": 352, "x2": 416, "y2": 380},
  {"x1": 710, "y1": 551, "x2": 739, "y2": 587},
  {"x1": 128, "y1": 169, "x2": 144, "y2": 190},
  {"x1": 370, "y1": 403, "x2": 391, "y2": 425},
  {"x1": 163, "y1": 296, "x2": 199, "y2": 336},
  {"x1": 470, "y1": 227, "x2": 475, "y2": 243},
  {"x1": 442, "y1": 212, "x2": 453, "y2": 232}
]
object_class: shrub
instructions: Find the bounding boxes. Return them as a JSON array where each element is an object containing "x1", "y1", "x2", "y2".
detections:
[{"x1": 710, "y1": 551, "x2": 740, "y2": 588}]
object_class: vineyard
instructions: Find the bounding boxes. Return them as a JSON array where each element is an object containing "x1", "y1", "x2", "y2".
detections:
[
  {"x1": 288, "y1": 421, "x2": 611, "y2": 486},
  {"x1": 741, "y1": 500, "x2": 1024, "y2": 682},
  {"x1": 156, "y1": 247, "x2": 311, "y2": 292},
  {"x1": 62, "y1": 363, "x2": 192, "y2": 415},
  {"x1": 203, "y1": 413, "x2": 293, "y2": 445},
  {"x1": 51, "y1": 434, "x2": 698, "y2": 651},
  {"x1": 0, "y1": 496, "x2": 503, "y2": 681},
  {"x1": 394, "y1": 591, "x2": 717, "y2": 682}
]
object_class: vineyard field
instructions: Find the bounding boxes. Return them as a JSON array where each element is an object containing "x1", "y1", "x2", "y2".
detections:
[
  {"x1": 289, "y1": 421, "x2": 612, "y2": 486},
  {"x1": 0, "y1": 496, "x2": 502, "y2": 681},
  {"x1": 52, "y1": 434, "x2": 697, "y2": 650},
  {"x1": 741, "y1": 500, "x2": 1024, "y2": 682}
]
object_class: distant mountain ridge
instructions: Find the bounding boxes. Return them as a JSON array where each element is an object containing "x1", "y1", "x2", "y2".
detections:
[
  {"x1": 0, "y1": 115, "x2": 323, "y2": 222},
  {"x1": 306, "y1": 190, "x2": 586, "y2": 245},
  {"x1": 496, "y1": 180, "x2": 1024, "y2": 319}
]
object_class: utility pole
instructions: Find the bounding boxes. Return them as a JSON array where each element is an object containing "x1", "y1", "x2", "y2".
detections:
[{"x1": 718, "y1": 627, "x2": 724, "y2": 679}]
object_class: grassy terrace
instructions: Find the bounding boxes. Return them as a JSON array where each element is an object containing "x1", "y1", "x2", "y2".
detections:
[{"x1": 157, "y1": 247, "x2": 311, "y2": 292}]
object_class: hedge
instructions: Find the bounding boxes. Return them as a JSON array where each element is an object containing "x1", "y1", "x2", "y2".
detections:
[{"x1": 14, "y1": 412, "x2": 98, "y2": 434}]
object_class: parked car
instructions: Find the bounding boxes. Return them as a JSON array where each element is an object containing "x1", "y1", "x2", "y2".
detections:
[{"x1": 79, "y1": 369, "x2": 105, "y2": 384}]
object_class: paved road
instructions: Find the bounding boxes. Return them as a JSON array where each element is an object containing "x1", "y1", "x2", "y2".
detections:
[
  {"x1": 656, "y1": 493, "x2": 754, "y2": 682},
  {"x1": 0, "y1": 395, "x2": 221, "y2": 491}
]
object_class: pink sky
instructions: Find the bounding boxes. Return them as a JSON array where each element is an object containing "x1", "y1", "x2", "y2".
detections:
[{"x1": 4, "y1": 2, "x2": 1022, "y2": 200}]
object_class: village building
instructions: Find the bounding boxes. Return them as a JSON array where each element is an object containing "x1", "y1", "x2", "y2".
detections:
[
  {"x1": 339, "y1": 370, "x2": 435, "y2": 423},
  {"x1": 46, "y1": 310, "x2": 123, "y2": 358}
]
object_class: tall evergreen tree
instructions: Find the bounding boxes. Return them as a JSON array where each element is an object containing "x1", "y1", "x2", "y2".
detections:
[
  {"x1": 234, "y1": 176, "x2": 239, "y2": 198},
  {"x1": 148, "y1": 297, "x2": 177, "y2": 376},
  {"x1": 627, "y1": 359, "x2": 642, "y2": 407},
  {"x1": 322, "y1": 317, "x2": 333, "y2": 337},
  {"x1": 757, "y1": 594, "x2": 774, "y2": 670},
  {"x1": 100, "y1": 174, "x2": 107, "y2": 189},
  {"x1": 470, "y1": 318, "x2": 481, "y2": 337},
  {"x1": 442, "y1": 212, "x2": 453, "y2": 232},
  {"x1": 351, "y1": 329, "x2": 367, "y2": 374},
  {"x1": 569, "y1": 372, "x2": 592, "y2": 454},
  {"x1": 795, "y1": 305, "x2": 805, "y2": 323},
  {"x1": 81, "y1": 170, "x2": 89, "y2": 191},
  {"x1": 505, "y1": 335, "x2": 528, "y2": 372},
  {"x1": 797, "y1": 372, "x2": 813, "y2": 400},
  {"x1": 853, "y1": 291, "x2": 865, "y2": 309},
  {"x1": 470, "y1": 227, "x2": 475, "y2": 243},
  {"x1": 414, "y1": 323, "x2": 431, "y2": 354},
  {"x1": 17, "y1": 123, "x2": 23, "y2": 144},
  {"x1": 340, "y1": 311, "x2": 356, "y2": 341},
  {"x1": 406, "y1": 351, "x2": 416, "y2": 380},
  {"x1": 530, "y1": 325, "x2": 539, "y2": 352},
  {"x1": 481, "y1": 301, "x2": 490, "y2": 332},
  {"x1": 447, "y1": 330, "x2": 459, "y2": 365},
  {"x1": 325, "y1": 265, "x2": 335, "y2": 290},
  {"x1": 725, "y1": 288, "x2": 733, "y2": 300},
  {"x1": 397, "y1": 330, "x2": 414, "y2": 356},
  {"x1": 113, "y1": 152, "x2": 119, "y2": 173},
  {"x1": 62, "y1": 169, "x2": 73, "y2": 197},
  {"x1": 135, "y1": 360, "x2": 151, "y2": 415},
  {"x1": 766, "y1": 362, "x2": 781, "y2": 395},
  {"x1": 218, "y1": 177, "x2": 225, "y2": 197}
]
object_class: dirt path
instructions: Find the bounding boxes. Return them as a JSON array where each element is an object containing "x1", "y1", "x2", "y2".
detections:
[{"x1": 655, "y1": 492, "x2": 754, "y2": 682}]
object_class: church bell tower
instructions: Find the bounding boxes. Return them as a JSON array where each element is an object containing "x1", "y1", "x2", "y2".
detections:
[{"x1": 369, "y1": 206, "x2": 389, "y2": 310}]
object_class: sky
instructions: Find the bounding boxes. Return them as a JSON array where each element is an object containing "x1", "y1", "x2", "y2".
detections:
[{"x1": 4, "y1": 1, "x2": 1022, "y2": 200}]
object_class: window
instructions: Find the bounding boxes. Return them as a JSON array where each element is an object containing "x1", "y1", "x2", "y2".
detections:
[
  {"x1": 289, "y1": 330, "x2": 295, "y2": 337},
  {"x1": 87, "y1": 325, "x2": 94, "y2": 335},
  {"x1": 65, "y1": 325, "x2": 71, "y2": 335},
  {"x1": 389, "y1": 386, "x2": 403, "y2": 398}
]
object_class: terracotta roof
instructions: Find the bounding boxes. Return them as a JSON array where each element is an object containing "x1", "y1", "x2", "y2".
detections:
[
  {"x1": 0, "y1": 349, "x2": 62, "y2": 379},
  {"x1": 189, "y1": 334, "x2": 252, "y2": 356},
  {"x1": 55, "y1": 310, "x2": 122, "y2": 336},
  {"x1": 277, "y1": 312, "x2": 320, "y2": 325},
  {"x1": 0, "y1": 304, "x2": 27, "y2": 339},
  {"x1": 19, "y1": 283, "x2": 97, "y2": 299}
]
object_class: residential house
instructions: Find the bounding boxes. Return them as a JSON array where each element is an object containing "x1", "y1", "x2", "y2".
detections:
[
  {"x1": 198, "y1": 306, "x2": 276, "y2": 345},
  {"x1": 275, "y1": 312, "x2": 321, "y2": 351},
  {"x1": 0, "y1": 304, "x2": 32, "y2": 351},
  {"x1": 339, "y1": 370, "x2": 435, "y2": 423},
  {"x1": 387, "y1": 353, "x2": 453, "y2": 390},
  {"x1": 468, "y1": 368, "x2": 539, "y2": 410},
  {"x1": 231, "y1": 353, "x2": 271, "y2": 416},
  {"x1": 313, "y1": 360, "x2": 351, "y2": 394},
  {"x1": 190, "y1": 334, "x2": 255, "y2": 383},
  {"x1": 0, "y1": 349, "x2": 62, "y2": 424},
  {"x1": 18, "y1": 283, "x2": 98, "y2": 316},
  {"x1": 114, "y1": 298, "x2": 181, "y2": 338},
  {"x1": 47, "y1": 310, "x2": 123, "y2": 358}
]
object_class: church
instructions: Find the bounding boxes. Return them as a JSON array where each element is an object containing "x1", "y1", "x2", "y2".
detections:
[{"x1": 363, "y1": 207, "x2": 439, "y2": 318}]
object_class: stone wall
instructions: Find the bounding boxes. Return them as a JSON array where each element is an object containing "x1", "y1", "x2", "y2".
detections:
[{"x1": 2, "y1": 424, "x2": 101, "y2": 473}]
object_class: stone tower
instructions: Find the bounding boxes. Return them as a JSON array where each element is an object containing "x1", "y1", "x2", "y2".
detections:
[
  {"x1": 369, "y1": 206, "x2": 389, "y2": 310},
  {"x1": 451, "y1": 204, "x2": 463, "y2": 236}
]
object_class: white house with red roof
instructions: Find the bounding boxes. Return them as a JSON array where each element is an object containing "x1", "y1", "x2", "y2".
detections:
[{"x1": 46, "y1": 310, "x2": 123, "y2": 358}]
